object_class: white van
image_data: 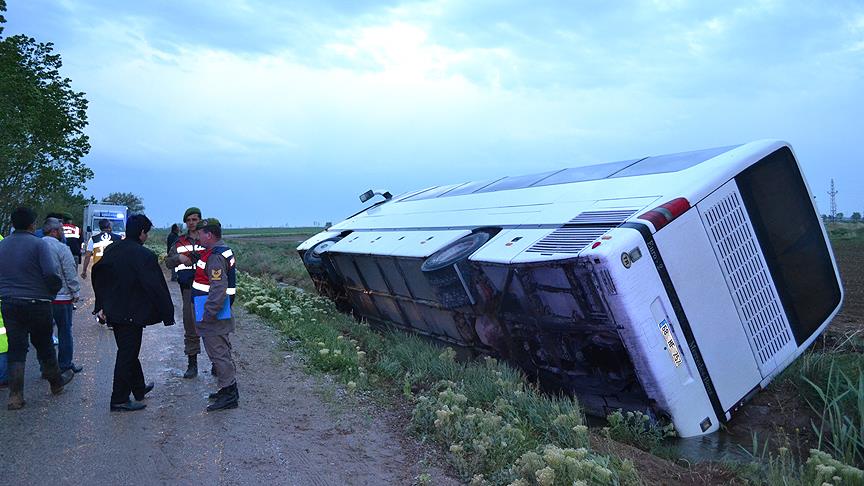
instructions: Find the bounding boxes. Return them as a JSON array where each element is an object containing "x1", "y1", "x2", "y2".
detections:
[{"x1": 298, "y1": 139, "x2": 843, "y2": 437}]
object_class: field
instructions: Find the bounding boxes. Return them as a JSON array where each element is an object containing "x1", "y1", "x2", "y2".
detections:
[{"x1": 161, "y1": 225, "x2": 864, "y2": 484}]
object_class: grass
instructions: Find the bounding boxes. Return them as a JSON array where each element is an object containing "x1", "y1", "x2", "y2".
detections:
[
  {"x1": 783, "y1": 331, "x2": 864, "y2": 468},
  {"x1": 222, "y1": 226, "x2": 322, "y2": 236},
  {"x1": 227, "y1": 225, "x2": 864, "y2": 483},
  {"x1": 228, "y1": 238, "x2": 313, "y2": 290},
  {"x1": 239, "y1": 273, "x2": 640, "y2": 485}
]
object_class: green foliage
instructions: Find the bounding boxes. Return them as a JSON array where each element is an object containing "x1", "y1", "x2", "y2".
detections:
[
  {"x1": 802, "y1": 362, "x2": 864, "y2": 467},
  {"x1": 102, "y1": 192, "x2": 145, "y2": 214},
  {"x1": 504, "y1": 445, "x2": 639, "y2": 486},
  {"x1": 238, "y1": 273, "x2": 640, "y2": 485},
  {"x1": 36, "y1": 190, "x2": 96, "y2": 226},
  {"x1": 604, "y1": 410, "x2": 676, "y2": 453},
  {"x1": 803, "y1": 449, "x2": 864, "y2": 485},
  {"x1": 737, "y1": 438, "x2": 863, "y2": 486},
  {"x1": 229, "y1": 238, "x2": 314, "y2": 291},
  {"x1": 784, "y1": 331, "x2": 864, "y2": 468},
  {"x1": 0, "y1": 25, "x2": 92, "y2": 234},
  {"x1": 852, "y1": 212, "x2": 862, "y2": 222}
]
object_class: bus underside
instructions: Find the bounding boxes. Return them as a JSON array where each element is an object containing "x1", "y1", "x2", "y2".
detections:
[{"x1": 302, "y1": 248, "x2": 654, "y2": 418}]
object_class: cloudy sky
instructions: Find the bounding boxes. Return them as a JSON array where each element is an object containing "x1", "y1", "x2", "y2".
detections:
[{"x1": 4, "y1": 0, "x2": 863, "y2": 227}]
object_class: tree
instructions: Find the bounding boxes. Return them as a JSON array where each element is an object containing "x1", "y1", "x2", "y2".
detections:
[
  {"x1": 37, "y1": 189, "x2": 96, "y2": 225},
  {"x1": 851, "y1": 212, "x2": 861, "y2": 222},
  {"x1": 0, "y1": 2, "x2": 93, "y2": 233},
  {"x1": 102, "y1": 192, "x2": 145, "y2": 214},
  {"x1": 836, "y1": 212, "x2": 845, "y2": 221}
]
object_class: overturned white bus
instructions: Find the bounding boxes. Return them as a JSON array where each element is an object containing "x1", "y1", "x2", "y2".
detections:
[{"x1": 298, "y1": 139, "x2": 843, "y2": 437}]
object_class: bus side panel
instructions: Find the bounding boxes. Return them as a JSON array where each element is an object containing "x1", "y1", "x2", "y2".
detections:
[{"x1": 653, "y1": 208, "x2": 762, "y2": 412}]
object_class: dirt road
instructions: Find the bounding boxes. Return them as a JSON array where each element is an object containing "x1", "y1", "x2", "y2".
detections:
[{"x1": 0, "y1": 274, "x2": 456, "y2": 485}]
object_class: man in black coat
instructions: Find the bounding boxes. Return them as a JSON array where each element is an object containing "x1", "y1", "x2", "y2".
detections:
[{"x1": 92, "y1": 214, "x2": 175, "y2": 412}]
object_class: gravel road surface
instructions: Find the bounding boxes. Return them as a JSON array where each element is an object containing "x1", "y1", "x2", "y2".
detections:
[{"x1": 0, "y1": 273, "x2": 456, "y2": 485}]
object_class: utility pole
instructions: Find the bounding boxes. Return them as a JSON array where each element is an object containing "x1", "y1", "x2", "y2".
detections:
[{"x1": 828, "y1": 179, "x2": 838, "y2": 221}]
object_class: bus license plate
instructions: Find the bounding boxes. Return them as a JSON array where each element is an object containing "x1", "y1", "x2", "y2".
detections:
[{"x1": 658, "y1": 319, "x2": 683, "y2": 367}]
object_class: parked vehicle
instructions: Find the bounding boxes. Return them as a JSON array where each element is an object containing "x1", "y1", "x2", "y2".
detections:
[
  {"x1": 83, "y1": 203, "x2": 127, "y2": 242},
  {"x1": 298, "y1": 139, "x2": 843, "y2": 437}
]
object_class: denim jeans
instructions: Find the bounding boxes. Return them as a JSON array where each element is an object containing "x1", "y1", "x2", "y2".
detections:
[
  {"x1": 52, "y1": 302, "x2": 75, "y2": 371},
  {"x1": 0, "y1": 352, "x2": 7, "y2": 383}
]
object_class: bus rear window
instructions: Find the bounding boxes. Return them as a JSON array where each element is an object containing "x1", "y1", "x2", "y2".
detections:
[{"x1": 736, "y1": 147, "x2": 841, "y2": 345}]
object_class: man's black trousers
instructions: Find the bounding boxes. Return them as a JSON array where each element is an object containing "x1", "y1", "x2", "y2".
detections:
[
  {"x1": 110, "y1": 323, "x2": 147, "y2": 404},
  {"x1": 1, "y1": 299, "x2": 56, "y2": 365}
]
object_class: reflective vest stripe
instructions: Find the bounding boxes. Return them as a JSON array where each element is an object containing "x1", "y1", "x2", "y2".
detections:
[
  {"x1": 174, "y1": 264, "x2": 195, "y2": 271},
  {"x1": 0, "y1": 326, "x2": 6, "y2": 335},
  {"x1": 221, "y1": 249, "x2": 234, "y2": 258},
  {"x1": 176, "y1": 245, "x2": 205, "y2": 253},
  {"x1": 192, "y1": 281, "x2": 236, "y2": 295},
  {"x1": 63, "y1": 225, "x2": 81, "y2": 238}
]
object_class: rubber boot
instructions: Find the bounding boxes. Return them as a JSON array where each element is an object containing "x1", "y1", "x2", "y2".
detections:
[
  {"x1": 42, "y1": 359, "x2": 74, "y2": 395},
  {"x1": 206, "y1": 383, "x2": 238, "y2": 411},
  {"x1": 6, "y1": 363, "x2": 26, "y2": 410},
  {"x1": 183, "y1": 355, "x2": 198, "y2": 379}
]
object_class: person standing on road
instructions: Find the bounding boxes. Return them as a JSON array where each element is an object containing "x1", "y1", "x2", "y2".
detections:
[
  {"x1": 62, "y1": 213, "x2": 83, "y2": 269},
  {"x1": 42, "y1": 218, "x2": 84, "y2": 374},
  {"x1": 92, "y1": 214, "x2": 175, "y2": 412},
  {"x1": 164, "y1": 207, "x2": 205, "y2": 379},
  {"x1": 182, "y1": 217, "x2": 239, "y2": 411},
  {"x1": 0, "y1": 207, "x2": 74, "y2": 410},
  {"x1": 80, "y1": 218, "x2": 122, "y2": 281}
]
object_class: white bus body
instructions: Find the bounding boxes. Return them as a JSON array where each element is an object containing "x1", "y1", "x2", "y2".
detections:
[
  {"x1": 298, "y1": 139, "x2": 843, "y2": 437},
  {"x1": 83, "y1": 204, "x2": 128, "y2": 242}
]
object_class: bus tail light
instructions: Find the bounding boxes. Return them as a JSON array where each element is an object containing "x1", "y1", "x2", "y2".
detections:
[{"x1": 639, "y1": 198, "x2": 691, "y2": 230}]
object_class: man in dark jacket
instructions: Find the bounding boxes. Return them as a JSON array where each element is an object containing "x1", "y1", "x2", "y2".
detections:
[
  {"x1": 92, "y1": 214, "x2": 175, "y2": 412},
  {"x1": 0, "y1": 207, "x2": 74, "y2": 410}
]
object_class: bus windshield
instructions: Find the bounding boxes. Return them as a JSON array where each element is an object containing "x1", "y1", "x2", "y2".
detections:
[
  {"x1": 92, "y1": 218, "x2": 125, "y2": 233},
  {"x1": 736, "y1": 147, "x2": 841, "y2": 345}
]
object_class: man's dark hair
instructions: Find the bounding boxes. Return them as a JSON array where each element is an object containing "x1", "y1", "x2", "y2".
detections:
[
  {"x1": 202, "y1": 226, "x2": 222, "y2": 239},
  {"x1": 11, "y1": 207, "x2": 36, "y2": 230},
  {"x1": 170, "y1": 223, "x2": 179, "y2": 233},
  {"x1": 98, "y1": 219, "x2": 111, "y2": 231},
  {"x1": 126, "y1": 214, "x2": 153, "y2": 243}
]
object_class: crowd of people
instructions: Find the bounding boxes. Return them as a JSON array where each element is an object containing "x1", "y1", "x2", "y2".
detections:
[{"x1": 0, "y1": 206, "x2": 239, "y2": 413}]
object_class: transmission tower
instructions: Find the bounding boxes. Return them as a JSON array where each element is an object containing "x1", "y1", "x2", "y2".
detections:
[{"x1": 828, "y1": 179, "x2": 838, "y2": 221}]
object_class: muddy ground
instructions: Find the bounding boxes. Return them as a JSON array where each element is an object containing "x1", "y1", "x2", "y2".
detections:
[{"x1": 0, "y1": 273, "x2": 457, "y2": 486}]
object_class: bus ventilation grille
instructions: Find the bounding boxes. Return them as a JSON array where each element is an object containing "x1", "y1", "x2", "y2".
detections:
[
  {"x1": 701, "y1": 191, "x2": 791, "y2": 370},
  {"x1": 526, "y1": 210, "x2": 637, "y2": 254}
]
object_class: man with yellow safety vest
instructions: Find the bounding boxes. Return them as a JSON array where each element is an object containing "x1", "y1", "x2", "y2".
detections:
[
  {"x1": 164, "y1": 207, "x2": 205, "y2": 378},
  {"x1": 81, "y1": 219, "x2": 122, "y2": 280},
  {"x1": 180, "y1": 217, "x2": 238, "y2": 411}
]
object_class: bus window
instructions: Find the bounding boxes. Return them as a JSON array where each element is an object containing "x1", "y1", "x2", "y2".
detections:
[{"x1": 736, "y1": 147, "x2": 841, "y2": 345}]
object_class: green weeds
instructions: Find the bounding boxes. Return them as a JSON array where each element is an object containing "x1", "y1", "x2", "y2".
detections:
[
  {"x1": 603, "y1": 410, "x2": 675, "y2": 455},
  {"x1": 239, "y1": 273, "x2": 641, "y2": 485}
]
